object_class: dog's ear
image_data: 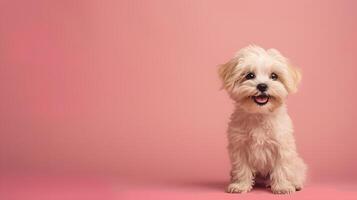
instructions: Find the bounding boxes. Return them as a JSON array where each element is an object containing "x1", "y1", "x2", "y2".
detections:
[
  {"x1": 218, "y1": 58, "x2": 239, "y2": 90},
  {"x1": 286, "y1": 65, "x2": 301, "y2": 93}
]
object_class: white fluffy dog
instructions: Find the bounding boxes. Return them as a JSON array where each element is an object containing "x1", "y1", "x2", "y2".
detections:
[{"x1": 218, "y1": 45, "x2": 306, "y2": 194}]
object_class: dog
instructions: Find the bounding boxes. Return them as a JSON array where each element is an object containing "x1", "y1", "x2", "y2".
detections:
[{"x1": 218, "y1": 45, "x2": 306, "y2": 194}]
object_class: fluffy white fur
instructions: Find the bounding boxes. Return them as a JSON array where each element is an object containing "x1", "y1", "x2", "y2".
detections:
[{"x1": 219, "y1": 45, "x2": 306, "y2": 194}]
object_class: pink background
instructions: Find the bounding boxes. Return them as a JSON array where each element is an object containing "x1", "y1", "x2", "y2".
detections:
[{"x1": 1, "y1": 0, "x2": 357, "y2": 199}]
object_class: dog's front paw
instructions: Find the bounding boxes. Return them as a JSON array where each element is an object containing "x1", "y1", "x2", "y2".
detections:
[
  {"x1": 271, "y1": 183, "x2": 296, "y2": 194},
  {"x1": 226, "y1": 182, "x2": 252, "y2": 193}
]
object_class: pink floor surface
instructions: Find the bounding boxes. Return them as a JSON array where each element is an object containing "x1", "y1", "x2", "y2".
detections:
[{"x1": 1, "y1": 175, "x2": 357, "y2": 200}]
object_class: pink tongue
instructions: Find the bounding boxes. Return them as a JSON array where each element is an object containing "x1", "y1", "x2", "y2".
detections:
[{"x1": 256, "y1": 96, "x2": 268, "y2": 103}]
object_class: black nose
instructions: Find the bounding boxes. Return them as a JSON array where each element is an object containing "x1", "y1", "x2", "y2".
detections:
[{"x1": 257, "y1": 83, "x2": 268, "y2": 92}]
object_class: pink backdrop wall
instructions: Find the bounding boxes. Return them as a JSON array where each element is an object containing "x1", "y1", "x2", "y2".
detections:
[{"x1": 1, "y1": 0, "x2": 356, "y2": 184}]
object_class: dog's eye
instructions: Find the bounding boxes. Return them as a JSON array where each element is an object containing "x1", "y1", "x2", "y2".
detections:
[
  {"x1": 245, "y1": 72, "x2": 255, "y2": 80},
  {"x1": 271, "y1": 73, "x2": 278, "y2": 80}
]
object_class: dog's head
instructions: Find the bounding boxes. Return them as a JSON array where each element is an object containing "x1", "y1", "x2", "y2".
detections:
[{"x1": 218, "y1": 45, "x2": 301, "y2": 113}]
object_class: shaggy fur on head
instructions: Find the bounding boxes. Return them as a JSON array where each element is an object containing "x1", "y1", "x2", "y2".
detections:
[{"x1": 219, "y1": 45, "x2": 306, "y2": 194}]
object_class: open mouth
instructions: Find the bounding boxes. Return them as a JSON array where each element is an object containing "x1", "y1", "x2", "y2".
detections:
[{"x1": 252, "y1": 94, "x2": 269, "y2": 106}]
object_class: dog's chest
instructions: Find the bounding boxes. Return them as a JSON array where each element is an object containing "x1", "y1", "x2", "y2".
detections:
[{"x1": 247, "y1": 126, "x2": 278, "y2": 174}]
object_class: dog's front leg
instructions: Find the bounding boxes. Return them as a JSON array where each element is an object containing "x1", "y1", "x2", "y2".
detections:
[
  {"x1": 270, "y1": 161, "x2": 296, "y2": 194},
  {"x1": 227, "y1": 152, "x2": 254, "y2": 193}
]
